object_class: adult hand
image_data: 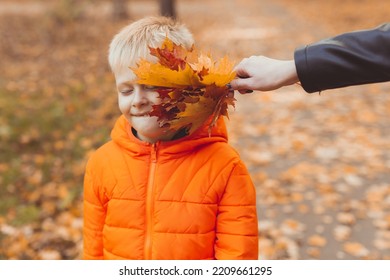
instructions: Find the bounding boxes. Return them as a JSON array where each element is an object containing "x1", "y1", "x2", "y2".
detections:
[{"x1": 230, "y1": 56, "x2": 299, "y2": 93}]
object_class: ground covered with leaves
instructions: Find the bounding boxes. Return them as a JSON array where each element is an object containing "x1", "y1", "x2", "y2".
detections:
[{"x1": 0, "y1": 0, "x2": 389, "y2": 259}]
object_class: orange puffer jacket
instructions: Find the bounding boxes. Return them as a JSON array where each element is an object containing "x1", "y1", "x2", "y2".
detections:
[{"x1": 83, "y1": 115, "x2": 258, "y2": 259}]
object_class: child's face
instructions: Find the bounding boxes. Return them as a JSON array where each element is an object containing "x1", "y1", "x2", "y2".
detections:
[{"x1": 115, "y1": 67, "x2": 176, "y2": 143}]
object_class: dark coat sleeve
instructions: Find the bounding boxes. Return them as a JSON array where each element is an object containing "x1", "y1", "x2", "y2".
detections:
[{"x1": 294, "y1": 23, "x2": 390, "y2": 93}]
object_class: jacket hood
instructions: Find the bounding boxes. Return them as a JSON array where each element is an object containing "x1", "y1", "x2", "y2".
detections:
[{"x1": 111, "y1": 115, "x2": 228, "y2": 158}]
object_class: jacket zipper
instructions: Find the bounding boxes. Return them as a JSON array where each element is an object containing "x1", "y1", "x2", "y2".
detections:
[{"x1": 144, "y1": 143, "x2": 157, "y2": 259}]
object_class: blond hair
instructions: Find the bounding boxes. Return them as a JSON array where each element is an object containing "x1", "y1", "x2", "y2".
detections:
[{"x1": 108, "y1": 16, "x2": 194, "y2": 73}]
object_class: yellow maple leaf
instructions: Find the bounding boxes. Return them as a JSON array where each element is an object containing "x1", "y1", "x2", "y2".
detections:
[
  {"x1": 132, "y1": 59, "x2": 202, "y2": 88},
  {"x1": 188, "y1": 53, "x2": 213, "y2": 72},
  {"x1": 201, "y1": 56, "x2": 236, "y2": 87}
]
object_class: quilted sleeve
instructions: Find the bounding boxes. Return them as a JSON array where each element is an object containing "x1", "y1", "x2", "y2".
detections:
[
  {"x1": 83, "y1": 158, "x2": 106, "y2": 260},
  {"x1": 214, "y1": 160, "x2": 259, "y2": 260},
  {"x1": 294, "y1": 23, "x2": 390, "y2": 93}
]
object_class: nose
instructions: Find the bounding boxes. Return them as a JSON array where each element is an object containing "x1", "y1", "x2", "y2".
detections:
[{"x1": 132, "y1": 87, "x2": 148, "y2": 108}]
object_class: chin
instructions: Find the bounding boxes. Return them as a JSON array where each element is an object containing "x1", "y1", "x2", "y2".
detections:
[
  {"x1": 130, "y1": 116, "x2": 157, "y2": 127},
  {"x1": 131, "y1": 120, "x2": 164, "y2": 137}
]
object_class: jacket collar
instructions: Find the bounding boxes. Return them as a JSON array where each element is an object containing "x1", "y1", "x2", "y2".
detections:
[{"x1": 111, "y1": 115, "x2": 228, "y2": 158}]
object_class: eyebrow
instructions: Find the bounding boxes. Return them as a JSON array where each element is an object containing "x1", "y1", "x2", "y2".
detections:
[{"x1": 117, "y1": 82, "x2": 135, "y2": 88}]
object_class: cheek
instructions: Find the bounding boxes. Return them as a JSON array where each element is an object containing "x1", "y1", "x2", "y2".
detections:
[
  {"x1": 150, "y1": 92, "x2": 162, "y2": 105},
  {"x1": 118, "y1": 95, "x2": 132, "y2": 113}
]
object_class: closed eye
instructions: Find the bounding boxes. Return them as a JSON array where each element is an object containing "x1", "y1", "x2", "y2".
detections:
[
  {"x1": 120, "y1": 89, "x2": 133, "y2": 96},
  {"x1": 144, "y1": 85, "x2": 174, "y2": 92}
]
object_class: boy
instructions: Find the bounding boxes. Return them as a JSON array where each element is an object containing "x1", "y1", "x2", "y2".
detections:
[{"x1": 83, "y1": 16, "x2": 258, "y2": 260}]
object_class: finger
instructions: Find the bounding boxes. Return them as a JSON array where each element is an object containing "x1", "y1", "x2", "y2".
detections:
[
  {"x1": 233, "y1": 68, "x2": 250, "y2": 79},
  {"x1": 230, "y1": 78, "x2": 252, "y2": 91},
  {"x1": 229, "y1": 79, "x2": 242, "y2": 90}
]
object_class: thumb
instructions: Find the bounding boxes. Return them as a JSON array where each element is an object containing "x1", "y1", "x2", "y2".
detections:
[{"x1": 230, "y1": 78, "x2": 254, "y2": 93}]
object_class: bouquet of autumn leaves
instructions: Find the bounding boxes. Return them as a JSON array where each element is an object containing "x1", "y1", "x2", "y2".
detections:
[{"x1": 132, "y1": 38, "x2": 236, "y2": 135}]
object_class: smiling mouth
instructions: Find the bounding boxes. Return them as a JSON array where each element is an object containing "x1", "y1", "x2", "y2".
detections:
[{"x1": 131, "y1": 113, "x2": 150, "y2": 117}]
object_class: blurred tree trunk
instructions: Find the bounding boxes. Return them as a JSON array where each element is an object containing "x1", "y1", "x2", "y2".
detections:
[
  {"x1": 112, "y1": 0, "x2": 129, "y2": 20},
  {"x1": 160, "y1": 0, "x2": 176, "y2": 18}
]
